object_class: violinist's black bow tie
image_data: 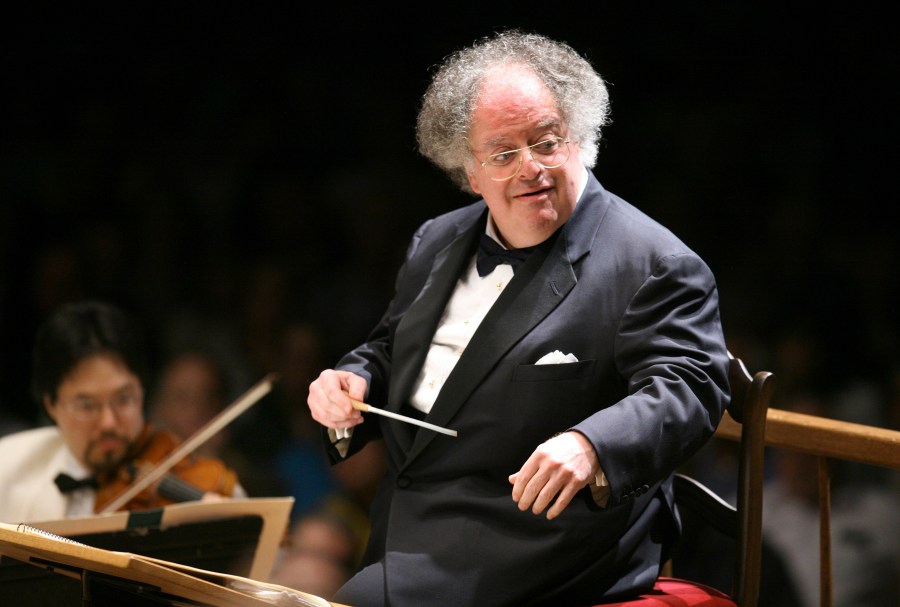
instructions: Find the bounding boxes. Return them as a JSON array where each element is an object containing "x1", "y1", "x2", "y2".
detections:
[
  {"x1": 54, "y1": 472, "x2": 98, "y2": 494},
  {"x1": 476, "y1": 233, "x2": 535, "y2": 277}
]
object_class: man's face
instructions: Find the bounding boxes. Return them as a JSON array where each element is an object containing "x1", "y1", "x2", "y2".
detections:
[
  {"x1": 151, "y1": 353, "x2": 226, "y2": 454},
  {"x1": 44, "y1": 353, "x2": 145, "y2": 476},
  {"x1": 466, "y1": 65, "x2": 584, "y2": 249}
]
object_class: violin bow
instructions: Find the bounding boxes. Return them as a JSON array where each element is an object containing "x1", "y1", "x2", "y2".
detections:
[{"x1": 99, "y1": 373, "x2": 278, "y2": 514}]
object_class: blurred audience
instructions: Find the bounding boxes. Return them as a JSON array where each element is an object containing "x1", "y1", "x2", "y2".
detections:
[
  {"x1": 148, "y1": 348, "x2": 277, "y2": 499},
  {"x1": 762, "y1": 393, "x2": 900, "y2": 607},
  {"x1": 230, "y1": 319, "x2": 386, "y2": 522},
  {"x1": 270, "y1": 495, "x2": 370, "y2": 599},
  {"x1": 149, "y1": 350, "x2": 231, "y2": 456}
]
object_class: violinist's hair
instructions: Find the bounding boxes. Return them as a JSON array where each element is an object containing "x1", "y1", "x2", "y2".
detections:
[
  {"x1": 31, "y1": 300, "x2": 150, "y2": 406},
  {"x1": 416, "y1": 29, "x2": 610, "y2": 194}
]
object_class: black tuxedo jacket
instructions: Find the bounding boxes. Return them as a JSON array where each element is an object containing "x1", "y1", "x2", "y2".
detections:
[{"x1": 329, "y1": 172, "x2": 730, "y2": 606}]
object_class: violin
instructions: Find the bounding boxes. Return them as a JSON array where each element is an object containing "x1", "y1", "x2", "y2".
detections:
[
  {"x1": 94, "y1": 425, "x2": 239, "y2": 513},
  {"x1": 94, "y1": 374, "x2": 276, "y2": 514}
]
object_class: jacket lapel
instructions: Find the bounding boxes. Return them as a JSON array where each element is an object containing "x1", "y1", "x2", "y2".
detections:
[{"x1": 388, "y1": 217, "x2": 482, "y2": 449}]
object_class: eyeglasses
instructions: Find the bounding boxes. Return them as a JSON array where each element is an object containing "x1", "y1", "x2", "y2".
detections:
[
  {"x1": 477, "y1": 136, "x2": 570, "y2": 181},
  {"x1": 59, "y1": 391, "x2": 143, "y2": 422}
]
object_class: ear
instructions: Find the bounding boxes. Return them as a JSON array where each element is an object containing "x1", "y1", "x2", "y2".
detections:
[
  {"x1": 43, "y1": 395, "x2": 60, "y2": 423},
  {"x1": 466, "y1": 170, "x2": 482, "y2": 195}
]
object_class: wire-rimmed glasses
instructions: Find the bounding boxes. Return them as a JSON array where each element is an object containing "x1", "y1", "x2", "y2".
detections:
[
  {"x1": 478, "y1": 136, "x2": 570, "y2": 181},
  {"x1": 59, "y1": 391, "x2": 143, "y2": 422}
]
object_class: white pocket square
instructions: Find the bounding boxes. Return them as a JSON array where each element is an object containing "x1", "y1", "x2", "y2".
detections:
[{"x1": 535, "y1": 350, "x2": 579, "y2": 364}]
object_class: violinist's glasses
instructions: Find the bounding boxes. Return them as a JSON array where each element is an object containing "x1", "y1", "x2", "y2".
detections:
[
  {"x1": 476, "y1": 136, "x2": 570, "y2": 181},
  {"x1": 60, "y1": 392, "x2": 143, "y2": 422}
]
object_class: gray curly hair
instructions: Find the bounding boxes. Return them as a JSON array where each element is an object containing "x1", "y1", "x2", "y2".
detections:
[{"x1": 416, "y1": 30, "x2": 610, "y2": 194}]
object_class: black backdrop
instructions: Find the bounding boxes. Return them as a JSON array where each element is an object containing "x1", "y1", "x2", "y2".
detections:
[{"x1": 3, "y1": 5, "x2": 898, "y2": 427}]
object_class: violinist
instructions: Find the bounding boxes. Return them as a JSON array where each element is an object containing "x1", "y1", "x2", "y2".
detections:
[{"x1": 0, "y1": 300, "x2": 246, "y2": 523}]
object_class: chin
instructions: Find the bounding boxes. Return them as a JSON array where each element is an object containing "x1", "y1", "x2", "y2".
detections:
[
  {"x1": 531, "y1": 208, "x2": 561, "y2": 230},
  {"x1": 536, "y1": 205, "x2": 558, "y2": 219},
  {"x1": 90, "y1": 450, "x2": 127, "y2": 475}
]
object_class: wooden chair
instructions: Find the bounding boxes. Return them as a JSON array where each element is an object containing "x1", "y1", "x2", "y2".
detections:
[
  {"x1": 715, "y1": 385, "x2": 900, "y2": 607},
  {"x1": 596, "y1": 352, "x2": 775, "y2": 607}
]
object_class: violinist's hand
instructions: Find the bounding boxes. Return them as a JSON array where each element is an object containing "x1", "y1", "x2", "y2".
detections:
[
  {"x1": 509, "y1": 431, "x2": 599, "y2": 520},
  {"x1": 307, "y1": 369, "x2": 367, "y2": 431}
]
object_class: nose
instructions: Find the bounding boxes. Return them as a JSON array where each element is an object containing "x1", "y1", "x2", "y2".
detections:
[
  {"x1": 517, "y1": 150, "x2": 543, "y2": 179},
  {"x1": 97, "y1": 403, "x2": 119, "y2": 427}
]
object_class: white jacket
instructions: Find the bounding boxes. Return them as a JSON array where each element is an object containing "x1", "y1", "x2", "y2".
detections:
[{"x1": 0, "y1": 426, "x2": 83, "y2": 523}]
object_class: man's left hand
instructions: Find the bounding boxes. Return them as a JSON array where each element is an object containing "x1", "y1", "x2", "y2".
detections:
[{"x1": 509, "y1": 431, "x2": 599, "y2": 520}]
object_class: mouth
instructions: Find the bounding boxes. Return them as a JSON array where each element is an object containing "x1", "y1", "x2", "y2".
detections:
[
  {"x1": 515, "y1": 185, "x2": 553, "y2": 200},
  {"x1": 96, "y1": 436, "x2": 122, "y2": 447},
  {"x1": 92, "y1": 435, "x2": 127, "y2": 456}
]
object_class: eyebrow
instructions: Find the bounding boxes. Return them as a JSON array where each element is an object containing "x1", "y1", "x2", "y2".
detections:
[
  {"x1": 479, "y1": 119, "x2": 563, "y2": 148},
  {"x1": 67, "y1": 381, "x2": 140, "y2": 400}
]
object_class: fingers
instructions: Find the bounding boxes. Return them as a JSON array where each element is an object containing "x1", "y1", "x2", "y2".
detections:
[
  {"x1": 508, "y1": 464, "x2": 532, "y2": 503},
  {"x1": 338, "y1": 372, "x2": 368, "y2": 404},
  {"x1": 511, "y1": 465, "x2": 566, "y2": 518},
  {"x1": 509, "y1": 432, "x2": 597, "y2": 519},
  {"x1": 509, "y1": 457, "x2": 552, "y2": 506},
  {"x1": 307, "y1": 370, "x2": 366, "y2": 429},
  {"x1": 545, "y1": 484, "x2": 579, "y2": 520}
]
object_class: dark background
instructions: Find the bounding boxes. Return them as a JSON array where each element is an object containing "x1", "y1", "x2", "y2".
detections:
[{"x1": 2, "y1": 5, "x2": 898, "y2": 429}]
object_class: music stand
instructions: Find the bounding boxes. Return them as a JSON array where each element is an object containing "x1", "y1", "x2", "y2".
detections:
[{"x1": 0, "y1": 498, "x2": 296, "y2": 607}]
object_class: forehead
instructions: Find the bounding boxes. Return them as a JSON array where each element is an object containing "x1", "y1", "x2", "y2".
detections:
[
  {"x1": 470, "y1": 65, "x2": 562, "y2": 146},
  {"x1": 56, "y1": 353, "x2": 141, "y2": 398}
]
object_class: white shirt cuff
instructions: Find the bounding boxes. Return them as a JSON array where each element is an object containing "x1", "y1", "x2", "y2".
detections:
[
  {"x1": 327, "y1": 427, "x2": 353, "y2": 458},
  {"x1": 589, "y1": 468, "x2": 610, "y2": 508}
]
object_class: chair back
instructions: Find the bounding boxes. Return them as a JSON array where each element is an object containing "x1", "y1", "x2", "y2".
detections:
[
  {"x1": 595, "y1": 352, "x2": 776, "y2": 607},
  {"x1": 726, "y1": 352, "x2": 775, "y2": 606}
]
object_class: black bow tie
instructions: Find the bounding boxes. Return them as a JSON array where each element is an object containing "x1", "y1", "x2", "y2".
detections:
[
  {"x1": 54, "y1": 472, "x2": 98, "y2": 494},
  {"x1": 476, "y1": 234, "x2": 535, "y2": 277}
]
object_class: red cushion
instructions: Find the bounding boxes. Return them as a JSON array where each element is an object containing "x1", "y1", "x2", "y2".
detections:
[{"x1": 592, "y1": 577, "x2": 736, "y2": 606}]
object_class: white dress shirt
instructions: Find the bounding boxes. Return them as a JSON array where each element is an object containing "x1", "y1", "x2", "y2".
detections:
[{"x1": 410, "y1": 217, "x2": 514, "y2": 413}]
